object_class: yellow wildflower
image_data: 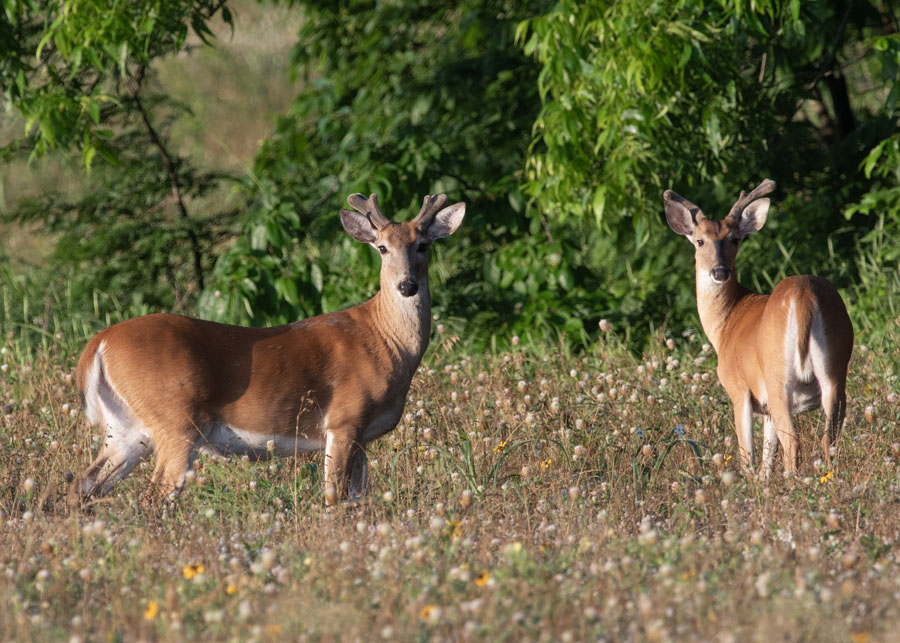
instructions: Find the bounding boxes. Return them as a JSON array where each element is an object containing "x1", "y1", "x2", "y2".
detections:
[
  {"x1": 450, "y1": 520, "x2": 462, "y2": 539},
  {"x1": 225, "y1": 583, "x2": 237, "y2": 595},
  {"x1": 419, "y1": 604, "x2": 438, "y2": 620},
  {"x1": 182, "y1": 563, "x2": 204, "y2": 579},
  {"x1": 143, "y1": 600, "x2": 159, "y2": 620},
  {"x1": 851, "y1": 633, "x2": 871, "y2": 643},
  {"x1": 474, "y1": 571, "x2": 491, "y2": 587},
  {"x1": 540, "y1": 458, "x2": 552, "y2": 469},
  {"x1": 493, "y1": 441, "x2": 508, "y2": 454},
  {"x1": 724, "y1": 454, "x2": 733, "y2": 465},
  {"x1": 265, "y1": 624, "x2": 282, "y2": 638},
  {"x1": 820, "y1": 471, "x2": 834, "y2": 484}
]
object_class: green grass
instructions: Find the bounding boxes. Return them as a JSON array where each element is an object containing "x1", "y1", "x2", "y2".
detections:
[{"x1": 0, "y1": 319, "x2": 898, "y2": 641}]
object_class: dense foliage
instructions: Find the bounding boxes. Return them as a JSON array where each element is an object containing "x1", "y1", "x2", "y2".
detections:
[
  {"x1": 1, "y1": 0, "x2": 237, "y2": 316},
  {"x1": 521, "y1": 0, "x2": 900, "y2": 339},
  {"x1": 1, "y1": 0, "x2": 899, "y2": 349}
]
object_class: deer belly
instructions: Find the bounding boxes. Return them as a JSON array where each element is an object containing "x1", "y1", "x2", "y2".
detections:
[
  {"x1": 791, "y1": 380, "x2": 822, "y2": 414},
  {"x1": 200, "y1": 422, "x2": 325, "y2": 459}
]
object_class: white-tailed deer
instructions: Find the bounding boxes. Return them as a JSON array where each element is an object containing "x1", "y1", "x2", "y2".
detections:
[
  {"x1": 77, "y1": 193, "x2": 465, "y2": 502},
  {"x1": 664, "y1": 179, "x2": 853, "y2": 478}
]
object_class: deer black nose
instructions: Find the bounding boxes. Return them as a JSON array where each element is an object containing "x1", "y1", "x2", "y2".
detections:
[
  {"x1": 397, "y1": 279, "x2": 419, "y2": 297},
  {"x1": 710, "y1": 266, "x2": 731, "y2": 282}
]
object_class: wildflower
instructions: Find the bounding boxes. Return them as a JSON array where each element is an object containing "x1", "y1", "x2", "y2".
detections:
[
  {"x1": 635, "y1": 428, "x2": 645, "y2": 439},
  {"x1": 598, "y1": 319, "x2": 612, "y2": 333},
  {"x1": 474, "y1": 571, "x2": 491, "y2": 587},
  {"x1": 143, "y1": 601, "x2": 159, "y2": 620},
  {"x1": 674, "y1": 424, "x2": 685, "y2": 437},
  {"x1": 864, "y1": 405, "x2": 876, "y2": 423},
  {"x1": 449, "y1": 520, "x2": 462, "y2": 539},
  {"x1": 226, "y1": 584, "x2": 237, "y2": 595},
  {"x1": 723, "y1": 454, "x2": 733, "y2": 465},
  {"x1": 493, "y1": 440, "x2": 508, "y2": 454},
  {"x1": 183, "y1": 563, "x2": 205, "y2": 580},
  {"x1": 819, "y1": 471, "x2": 834, "y2": 485},
  {"x1": 419, "y1": 604, "x2": 440, "y2": 622},
  {"x1": 540, "y1": 459, "x2": 552, "y2": 469}
]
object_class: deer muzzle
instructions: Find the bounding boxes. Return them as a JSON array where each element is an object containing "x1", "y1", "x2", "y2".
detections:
[
  {"x1": 710, "y1": 266, "x2": 731, "y2": 283},
  {"x1": 397, "y1": 279, "x2": 419, "y2": 297}
]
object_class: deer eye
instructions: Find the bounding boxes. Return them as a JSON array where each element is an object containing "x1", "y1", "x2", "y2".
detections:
[
  {"x1": 377, "y1": 245, "x2": 388, "y2": 255},
  {"x1": 696, "y1": 239, "x2": 704, "y2": 247},
  {"x1": 416, "y1": 242, "x2": 429, "y2": 253}
]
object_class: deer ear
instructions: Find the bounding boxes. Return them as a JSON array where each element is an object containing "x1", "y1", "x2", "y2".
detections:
[
  {"x1": 424, "y1": 202, "x2": 465, "y2": 241},
  {"x1": 340, "y1": 209, "x2": 377, "y2": 244},
  {"x1": 737, "y1": 198, "x2": 769, "y2": 236},
  {"x1": 663, "y1": 192, "x2": 696, "y2": 238}
]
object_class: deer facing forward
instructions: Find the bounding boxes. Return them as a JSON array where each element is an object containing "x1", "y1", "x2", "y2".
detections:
[
  {"x1": 663, "y1": 179, "x2": 853, "y2": 478},
  {"x1": 77, "y1": 193, "x2": 465, "y2": 502}
]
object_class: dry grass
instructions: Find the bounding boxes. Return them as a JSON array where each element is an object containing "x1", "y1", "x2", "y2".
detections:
[{"x1": 0, "y1": 325, "x2": 898, "y2": 642}]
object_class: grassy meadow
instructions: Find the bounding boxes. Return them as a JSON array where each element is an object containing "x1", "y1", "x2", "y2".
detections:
[{"x1": 0, "y1": 318, "x2": 899, "y2": 642}]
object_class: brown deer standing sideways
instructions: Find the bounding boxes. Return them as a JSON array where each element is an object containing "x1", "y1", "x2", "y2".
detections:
[
  {"x1": 77, "y1": 193, "x2": 465, "y2": 502},
  {"x1": 663, "y1": 179, "x2": 853, "y2": 478}
]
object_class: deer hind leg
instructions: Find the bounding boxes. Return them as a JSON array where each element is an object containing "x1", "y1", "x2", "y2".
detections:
[
  {"x1": 148, "y1": 424, "x2": 199, "y2": 497},
  {"x1": 819, "y1": 378, "x2": 846, "y2": 470},
  {"x1": 80, "y1": 380, "x2": 153, "y2": 496},
  {"x1": 768, "y1": 390, "x2": 799, "y2": 475},
  {"x1": 759, "y1": 415, "x2": 778, "y2": 481}
]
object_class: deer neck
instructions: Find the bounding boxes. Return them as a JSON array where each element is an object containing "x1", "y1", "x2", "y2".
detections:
[
  {"x1": 371, "y1": 278, "x2": 432, "y2": 373},
  {"x1": 695, "y1": 267, "x2": 752, "y2": 354}
]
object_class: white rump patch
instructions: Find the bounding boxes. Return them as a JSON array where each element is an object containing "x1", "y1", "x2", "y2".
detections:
[
  {"x1": 785, "y1": 304, "x2": 824, "y2": 414},
  {"x1": 81, "y1": 341, "x2": 154, "y2": 493}
]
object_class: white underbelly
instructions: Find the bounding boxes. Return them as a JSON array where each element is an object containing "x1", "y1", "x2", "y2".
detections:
[
  {"x1": 199, "y1": 422, "x2": 324, "y2": 459},
  {"x1": 791, "y1": 380, "x2": 821, "y2": 414}
]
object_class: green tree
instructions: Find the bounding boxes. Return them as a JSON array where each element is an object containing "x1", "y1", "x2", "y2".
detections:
[
  {"x1": 202, "y1": 0, "x2": 603, "y2": 345},
  {"x1": 1, "y1": 0, "x2": 237, "y2": 315},
  {"x1": 519, "y1": 0, "x2": 900, "y2": 336}
]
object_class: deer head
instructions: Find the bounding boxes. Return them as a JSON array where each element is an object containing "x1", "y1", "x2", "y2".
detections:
[
  {"x1": 340, "y1": 193, "x2": 465, "y2": 298},
  {"x1": 664, "y1": 179, "x2": 775, "y2": 285}
]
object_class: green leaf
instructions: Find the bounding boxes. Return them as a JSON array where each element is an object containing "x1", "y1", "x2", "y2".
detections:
[
  {"x1": 310, "y1": 263, "x2": 324, "y2": 294},
  {"x1": 276, "y1": 276, "x2": 299, "y2": 305},
  {"x1": 87, "y1": 100, "x2": 100, "y2": 125},
  {"x1": 82, "y1": 144, "x2": 96, "y2": 173}
]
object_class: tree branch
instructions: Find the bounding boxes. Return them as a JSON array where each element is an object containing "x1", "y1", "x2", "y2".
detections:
[{"x1": 128, "y1": 66, "x2": 205, "y2": 292}]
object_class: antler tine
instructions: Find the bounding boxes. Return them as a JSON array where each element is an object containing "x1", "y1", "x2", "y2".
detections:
[
  {"x1": 412, "y1": 194, "x2": 449, "y2": 228},
  {"x1": 725, "y1": 179, "x2": 776, "y2": 222},
  {"x1": 346, "y1": 193, "x2": 391, "y2": 230}
]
